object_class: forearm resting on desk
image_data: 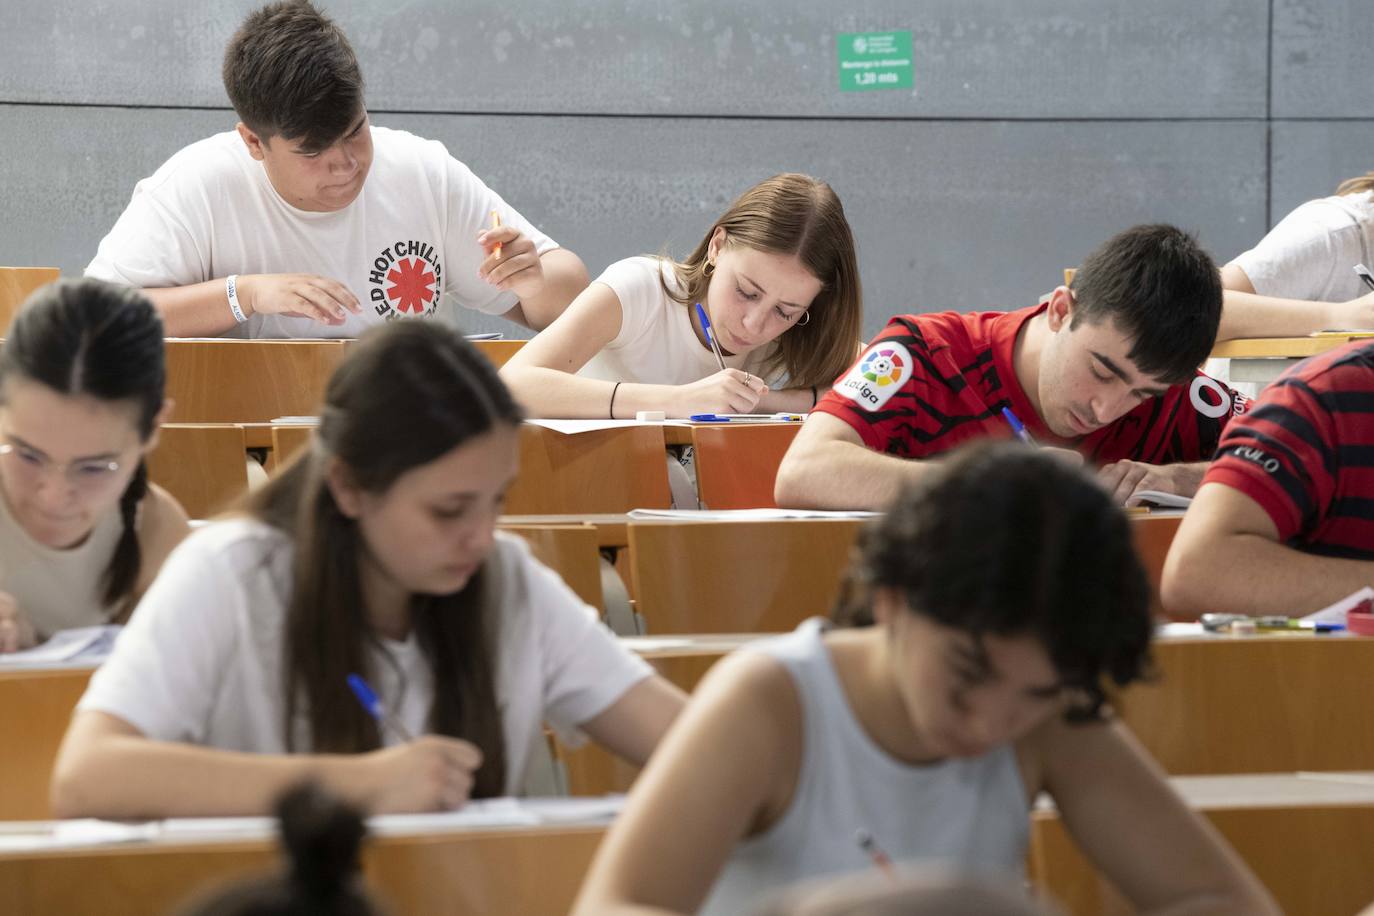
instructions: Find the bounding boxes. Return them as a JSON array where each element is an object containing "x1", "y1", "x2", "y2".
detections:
[
  {"x1": 1161, "y1": 485, "x2": 1374, "y2": 617},
  {"x1": 51, "y1": 711, "x2": 379, "y2": 820},
  {"x1": 774, "y1": 417, "x2": 934, "y2": 510}
]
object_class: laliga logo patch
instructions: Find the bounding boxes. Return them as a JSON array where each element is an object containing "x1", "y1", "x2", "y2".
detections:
[
  {"x1": 837, "y1": 342, "x2": 913, "y2": 411},
  {"x1": 368, "y1": 240, "x2": 444, "y2": 320}
]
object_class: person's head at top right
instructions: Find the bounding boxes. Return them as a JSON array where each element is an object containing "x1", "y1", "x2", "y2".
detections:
[
  {"x1": 1025, "y1": 223, "x2": 1222, "y2": 438},
  {"x1": 223, "y1": 1, "x2": 374, "y2": 213}
]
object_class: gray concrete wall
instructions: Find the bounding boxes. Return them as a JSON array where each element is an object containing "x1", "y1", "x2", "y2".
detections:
[{"x1": 0, "y1": 1, "x2": 1368, "y2": 339}]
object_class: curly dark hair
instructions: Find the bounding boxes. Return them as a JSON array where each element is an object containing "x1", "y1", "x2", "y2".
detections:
[{"x1": 835, "y1": 441, "x2": 1153, "y2": 720}]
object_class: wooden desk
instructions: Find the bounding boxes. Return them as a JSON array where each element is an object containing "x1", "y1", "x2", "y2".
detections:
[
  {"x1": 505, "y1": 424, "x2": 672, "y2": 515},
  {"x1": 499, "y1": 514, "x2": 630, "y2": 549},
  {"x1": 691, "y1": 423, "x2": 801, "y2": 509},
  {"x1": 1208, "y1": 335, "x2": 1366, "y2": 387},
  {"x1": 1116, "y1": 630, "x2": 1374, "y2": 774},
  {"x1": 166, "y1": 338, "x2": 523, "y2": 428},
  {"x1": 0, "y1": 819, "x2": 603, "y2": 916},
  {"x1": 1030, "y1": 772, "x2": 1374, "y2": 916},
  {"x1": 0, "y1": 665, "x2": 95, "y2": 820}
]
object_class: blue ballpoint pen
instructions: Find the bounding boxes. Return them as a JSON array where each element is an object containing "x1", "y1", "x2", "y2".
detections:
[
  {"x1": 347, "y1": 672, "x2": 415, "y2": 742},
  {"x1": 1000, "y1": 406, "x2": 1037, "y2": 446},
  {"x1": 694, "y1": 302, "x2": 728, "y2": 371}
]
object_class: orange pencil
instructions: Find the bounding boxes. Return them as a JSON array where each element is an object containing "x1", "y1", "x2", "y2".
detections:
[{"x1": 490, "y1": 209, "x2": 502, "y2": 259}]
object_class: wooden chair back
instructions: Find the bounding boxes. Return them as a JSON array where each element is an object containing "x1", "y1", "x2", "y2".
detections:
[
  {"x1": 501, "y1": 523, "x2": 605, "y2": 610},
  {"x1": 504, "y1": 425, "x2": 672, "y2": 515},
  {"x1": 0, "y1": 267, "x2": 60, "y2": 333},
  {"x1": 691, "y1": 424, "x2": 801, "y2": 509},
  {"x1": 165, "y1": 339, "x2": 347, "y2": 423},
  {"x1": 147, "y1": 423, "x2": 252, "y2": 519},
  {"x1": 1131, "y1": 513, "x2": 1183, "y2": 618},
  {"x1": 0, "y1": 668, "x2": 91, "y2": 819},
  {"x1": 269, "y1": 424, "x2": 315, "y2": 472},
  {"x1": 627, "y1": 519, "x2": 863, "y2": 633}
]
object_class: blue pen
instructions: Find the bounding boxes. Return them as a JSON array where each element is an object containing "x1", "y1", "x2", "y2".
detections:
[
  {"x1": 690, "y1": 413, "x2": 731, "y2": 422},
  {"x1": 1000, "y1": 406, "x2": 1037, "y2": 446},
  {"x1": 347, "y1": 673, "x2": 415, "y2": 743},
  {"x1": 694, "y1": 302, "x2": 728, "y2": 371}
]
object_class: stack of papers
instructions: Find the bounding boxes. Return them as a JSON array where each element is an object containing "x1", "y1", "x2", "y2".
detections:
[
  {"x1": 0, "y1": 625, "x2": 120, "y2": 667},
  {"x1": 627, "y1": 508, "x2": 879, "y2": 521}
]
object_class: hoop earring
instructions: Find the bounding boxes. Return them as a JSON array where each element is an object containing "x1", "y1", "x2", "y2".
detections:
[
  {"x1": 703, "y1": 260, "x2": 714, "y2": 276},
  {"x1": 796, "y1": 311, "x2": 811, "y2": 326}
]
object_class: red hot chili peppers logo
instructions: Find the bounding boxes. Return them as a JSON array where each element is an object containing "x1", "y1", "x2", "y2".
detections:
[{"x1": 368, "y1": 241, "x2": 442, "y2": 320}]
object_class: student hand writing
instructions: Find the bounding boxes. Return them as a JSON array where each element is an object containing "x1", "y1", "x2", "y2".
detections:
[
  {"x1": 478, "y1": 225, "x2": 545, "y2": 301},
  {"x1": 357, "y1": 734, "x2": 484, "y2": 813},
  {"x1": 1099, "y1": 459, "x2": 1203, "y2": 506},
  {"x1": 671, "y1": 369, "x2": 770, "y2": 417},
  {"x1": 237, "y1": 274, "x2": 362, "y2": 327},
  {"x1": 0, "y1": 592, "x2": 36, "y2": 653}
]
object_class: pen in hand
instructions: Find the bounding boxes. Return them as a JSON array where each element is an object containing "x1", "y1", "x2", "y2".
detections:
[
  {"x1": 1355, "y1": 263, "x2": 1374, "y2": 293},
  {"x1": 695, "y1": 302, "x2": 728, "y2": 371},
  {"x1": 490, "y1": 210, "x2": 503, "y2": 260},
  {"x1": 1000, "y1": 406, "x2": 1038, "y2": 446},
  {"x1": 854, "y1": 829, "x2": 897, "y2": 882},
  {"x1": 347, "y1": 672, "x2": 414, "y2": 743}
]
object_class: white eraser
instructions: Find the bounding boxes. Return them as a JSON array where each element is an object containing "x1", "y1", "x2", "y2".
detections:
[{"x1": 635, "y1": 410, "x2": 667, "y2": 421}]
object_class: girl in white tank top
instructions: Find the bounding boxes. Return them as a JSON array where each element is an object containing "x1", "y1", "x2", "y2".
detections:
[
  {"x1": 0, "y1": 279, "x2": 188, "y2": 650},
  {"x1": 573, "y1": 442, "x2": 1279, "y2": 916}
]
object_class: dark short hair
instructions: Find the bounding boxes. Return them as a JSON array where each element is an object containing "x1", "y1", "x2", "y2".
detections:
[
  {"x1": 836, "y1": 441, "x2": 1152, "y2": 720},
  {"x1": 1069, "y1": 224, "x2": 1221, "y2": 384},
  {"x1": 222, "y1": 1, "x2": 364, "y2": 152}
]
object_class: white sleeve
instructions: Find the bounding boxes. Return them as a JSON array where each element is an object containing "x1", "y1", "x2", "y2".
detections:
[
  {"x1": 75, "y1": 530, "x2": 242, "y2": 743},
  {"x1": 1230, "y1": 199, "x2": 1366, "y2": 301},
  {"x1": 513, "y1": 545, "x2": 652, "y2": 745},
  {"x1": 437, "y1": 146, "x2": 558, "y2": 317},
  {"x1": 84, "y1": 179, "x2": 210, "y2": 288},
  {"x1": 595, "y1": 257, "x2": 668, "y2": 349}
]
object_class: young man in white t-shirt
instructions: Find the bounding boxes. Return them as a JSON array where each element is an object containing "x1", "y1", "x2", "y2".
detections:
[{"x1": 85, "y1": 1, "x2": 588, "y2": 339}]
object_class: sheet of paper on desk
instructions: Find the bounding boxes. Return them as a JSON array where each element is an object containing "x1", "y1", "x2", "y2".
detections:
[
  {"x1": 0, "y1": 625, "x2": 121, "y2": 666},
  {"x1": 1301, "y1": 586, "x2": 1374, "y2": 625},
  {"x1": 627, "y1": 508, "x2": 880, "y2": 521},
  {"x1": 523, "y1": 418, "x2": 674, "y2": 435},
  {"x1": 0, "y1": 819, "x2": 158, "y2": 852},
  {"x1": 368, "y1": 795, "x2": 624, "y2": 834},
  {"x1": 269, "y1": 416, "x2": 319, "y2": 425},
  {"x1": 1127, "y1": 489, "x2": 1192, "y2": 509},
  {"x1": 464, "y1": 332, "x2": 504, "y2": 340}
]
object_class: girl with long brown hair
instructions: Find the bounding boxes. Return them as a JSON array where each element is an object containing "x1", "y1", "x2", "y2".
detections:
[
  {"x1": 501, "y1": 173, "x2": 863, "y2": 418},
  {"x1": 52, "y1": 321, "x2": 684, "y2": 817}
]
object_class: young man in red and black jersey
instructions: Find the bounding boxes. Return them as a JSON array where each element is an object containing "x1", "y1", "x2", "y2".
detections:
[
  {"x1": 775, "y1": 224, "x2": 1250, "y2": 510},
  {"x1": 1162, "y1": 340, "x2": 1374, "y2": 617}
]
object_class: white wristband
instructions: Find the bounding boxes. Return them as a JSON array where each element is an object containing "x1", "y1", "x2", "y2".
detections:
[{"x1": 225, "y1": 274, "x2": 247, "y2": 323}]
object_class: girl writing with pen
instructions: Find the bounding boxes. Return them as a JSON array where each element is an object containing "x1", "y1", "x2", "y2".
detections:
[
  {"x1": 499, "y1": 173, "x2": 863, "y2": 420},
  {"x1": 51, "y1": 321, "x2": 687, "y2": 817},
  {"x1": 572, "y1": 442, "x2": 1278, "y2": 916}
]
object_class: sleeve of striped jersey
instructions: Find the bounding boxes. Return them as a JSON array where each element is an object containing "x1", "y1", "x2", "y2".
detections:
[
  {"x1": 812, "y1": 317, "x2": 930, "y2": 455},
  {"x1": 1201, "y1": 379, "x2": 1335, "y2": 542}
]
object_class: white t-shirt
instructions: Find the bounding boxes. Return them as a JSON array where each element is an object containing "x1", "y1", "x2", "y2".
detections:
[
  {"x1": 1231, "y1": 191, "x2": 1374, "y2": 302},
  {"x1": 579, "y1": 256, "x2": 785, "y2": 386},
  {"x1": 77, "y1": 519, "x2": 652, "y2": 795},
  {"x1": 85, "y1": 127, "x2": 558, "y2": 339}
]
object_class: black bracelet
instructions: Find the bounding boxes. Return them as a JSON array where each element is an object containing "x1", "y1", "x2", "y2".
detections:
[
  {"x1": 609, "y1": 381, "x2": 623, "y2": 419},
  {"x1": 810, "y1": 385, "x2": 819, "y2": 408}
]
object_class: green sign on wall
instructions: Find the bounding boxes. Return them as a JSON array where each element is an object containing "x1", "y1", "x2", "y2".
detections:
[{"x1": 837, "y1": 31, "x2": 913, "y2": 92}]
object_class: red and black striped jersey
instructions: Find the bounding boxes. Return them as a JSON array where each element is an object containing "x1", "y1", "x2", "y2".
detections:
[
  {"x1": 1204, "y1": 339, "x2": 1374, "y2": 559},
  {"x1": 815, "y1": 304, "x2": 1248, "y2": 465}
]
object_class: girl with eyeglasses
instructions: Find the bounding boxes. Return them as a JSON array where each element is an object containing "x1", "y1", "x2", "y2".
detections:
[
  {"x1": 0, "y1": 279, "x2": 189, "y2": 652},
  {"x1": 51, "y1": 321, "x2": 685, "y2": 817},
  {"x1": 500, "y1": 173, "x2": 864, "y2": 419}
]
